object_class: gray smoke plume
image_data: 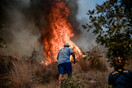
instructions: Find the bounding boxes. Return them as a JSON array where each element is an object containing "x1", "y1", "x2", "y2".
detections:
[
  {"x1": 0, "y1": 0, "x2": 97, "y2": 58},
  {"x1": 0, "y1": 0, "x2": 42, "y2": 57},
  {"x1": 63, "y1": 0, "x2": 80, "y2": 34},
  {"x1": 0, "y1": 0, "x2": 62, "y2": 57},
  {"x1": 64, "y1": 0, "x2": 97, "y2": 52}
]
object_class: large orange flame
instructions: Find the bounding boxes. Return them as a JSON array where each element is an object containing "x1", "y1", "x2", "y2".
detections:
[{"x1": 43, "y1": 0, "x2": 82, "y2": 64}]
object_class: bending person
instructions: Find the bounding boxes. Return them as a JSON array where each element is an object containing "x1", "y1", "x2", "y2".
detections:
[{"x1": 57, "y1": 43, "x2": 76, "y2": 88}]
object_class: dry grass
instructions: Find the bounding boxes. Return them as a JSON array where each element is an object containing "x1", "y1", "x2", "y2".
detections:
[
  {"x1": 33, "y1": 63, "x2": 110, "y2": 88},
  {"x1": 89, "y1": 56, "x2": 108, "y2": 71},
  {"x1": 78, "y1": 58, "x2": 90, "y2": 72},
  {"x1": 1, "y1": 45, "x2": 131, "y2": 88},
  {"x1": 32, "y1": 61, "x2": 58, "y2": 84},
  {"x1": 0, "y1": 56, "x2": 17, "y2": 88},
  {"x1": 82, "y1": 70, "x2": 109, "y2": 88},
  {"x1": 8, "y1": 60, "x2": 33, "y2": 88},
  {"x1": 6, "y1": 59, "x2": 58, "y2": 88},
  {"x1": 0, "y1": 54, "x2": 116, "y2": 88},
  {"x1": 78, "y1": 46, "x2": 108, "y2": 72},
  {"x1": 78, "y1": 56, "x2": 108, "y2": 72},
  {"x1": 34, "y1": 80, "x2": 58, "y2": 88},
  {"x1": 0, "y1": 48, "x2": 110, "y2": 88},
  {"x1": 125, "y1": 59, "x2": 132, "y2": 70},
  {"x1": 72, "y1": 62, "x2": 110, "y2": 88}
]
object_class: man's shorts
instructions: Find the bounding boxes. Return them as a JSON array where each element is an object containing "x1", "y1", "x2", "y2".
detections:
[{"x1": 58, "y1": 62, "x2": 72, "y2": 74}]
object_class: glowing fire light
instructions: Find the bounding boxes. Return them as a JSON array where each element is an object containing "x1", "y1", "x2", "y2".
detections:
[
  {"x1": 43, "y1": 0, "x2": 82, "y2": 64},
  {"x1": 41, "y1": 61, "x2": 44, "y2": 64},
  {"x1": 13, "y1": 55, "x2": 19, "y2": 60}
]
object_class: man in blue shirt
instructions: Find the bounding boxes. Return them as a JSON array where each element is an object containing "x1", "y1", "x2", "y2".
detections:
[
  {"x1": 57, "y1": 43, "x2": 76, "y2": 88},
  {"x1": 108, "y1": 57, "x2": 132, "y2": 88}
]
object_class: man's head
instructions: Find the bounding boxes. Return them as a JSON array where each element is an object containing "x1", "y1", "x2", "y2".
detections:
[
  {"x1": 113, "y1": 57, "x2": 125, "y2": 70},
  {"x1": 64, "y1": 43, "x2": 70, "y2": 47}
]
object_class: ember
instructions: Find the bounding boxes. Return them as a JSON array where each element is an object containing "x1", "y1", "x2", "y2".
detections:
[
  {"x1": 13, "y1": 55, "x2": 19, "y2": 60},
  {"x1": 43, "y1": 0, "x2": 82, "y2": 64},
  {"x1": 41, "y1": 60, "x2": 44, "y2": 64}
]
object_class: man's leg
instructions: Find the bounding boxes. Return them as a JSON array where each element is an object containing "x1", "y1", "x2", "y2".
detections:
[
  {"x1": 66, "y1": 62, "x2": 72, "y2": 78},
  {"x1": 59, "y1": 74, "x2": 63, "y2": 88}
]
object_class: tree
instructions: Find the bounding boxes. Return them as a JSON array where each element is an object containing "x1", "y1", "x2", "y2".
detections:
[
  {"x1": 82, "y1": 0, "x2": 132, "y2": 63},
  {"x1": 120, "y1": 0, "x2": 132, "y2": 22}
]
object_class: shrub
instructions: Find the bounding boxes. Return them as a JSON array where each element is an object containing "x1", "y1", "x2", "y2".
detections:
[
  {"x1": 61, "y1": 76, "x2": 85, "y2": 88},
  {"x1": 88, "y1": 55, "x2": 108, "y2": 71},
  {"x1": 8, "y1": 60, "x2": 33, "y2": 88},
  {"x1": 7, "y1": 59, "x2": 59, "y2": 88},
  {"x1": 0, "y1": 56, "x2": 17, "y2": 88},
  {"x1": 125, "y1": 59, "x2": 132, "y2": 70},
  {"x1": 79, "y1": 46, "x2": 108, "y2": 72},
  {"x1": 78, "y1": 58, "x2": 89, "y2": 72},
  {"x1": 33, "y1": 61, "x2": 58, "y2": 84},
  {"x1": 46, "y1": 62, "x2": 58, "y2": 79}
]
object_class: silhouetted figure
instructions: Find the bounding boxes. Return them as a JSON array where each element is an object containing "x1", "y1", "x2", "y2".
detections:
[{"x1": 108, "y1": 57, "x2": 132, "y2": 88}]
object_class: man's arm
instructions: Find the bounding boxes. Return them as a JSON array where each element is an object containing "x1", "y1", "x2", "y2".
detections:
[
  {"x1": 57, "y1": 52, "x2": 59, "y2": 60},
  {"x1": 71, "y1": 52, "x2": 76, "y2": 64}
]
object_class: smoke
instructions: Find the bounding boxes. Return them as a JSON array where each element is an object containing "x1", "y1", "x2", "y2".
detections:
[
  {"x1": 63, "y1": 0, "x2": 80, "y2": 34},
  {"x1": 64, "y1": 0, "x2": 97, "y2": 52},
  {"x1": 0, "y1": 0, "x2": 42, "y2": 57},
  {"x1": 0, "y1": 0, "x2": 98, "y2": 57},
  {"x1": 0, "y1": 0, "x2": 64, "y2": 57}
]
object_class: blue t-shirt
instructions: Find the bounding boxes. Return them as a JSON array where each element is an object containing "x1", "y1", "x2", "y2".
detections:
[
  {"x1": 57, "y1": 47, "x2": 74, "y2": 65},
  {"x1": 108, "y1": 69, "x2": 132, "y2": 88}
]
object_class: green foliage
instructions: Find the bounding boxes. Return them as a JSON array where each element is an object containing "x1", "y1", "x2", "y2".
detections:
[
  {"x1": 120, "y1": 0, "x2": 132, "y2": 23},
  {"x1": 61, "y1": 76, "x2": 85, "y2": 88},
  {"x1": 83, "y1": 0, "x2": 132, "y2": 64}
]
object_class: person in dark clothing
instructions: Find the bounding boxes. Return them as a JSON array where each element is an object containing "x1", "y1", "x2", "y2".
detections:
[{"x1": 108, "y1": 57, "x2": 132, "y2": 88}]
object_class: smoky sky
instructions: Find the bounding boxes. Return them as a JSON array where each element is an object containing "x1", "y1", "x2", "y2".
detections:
[
  {"x1": 0, "y1": 0, "x2": 105, "y2": 57},
  {"x1": 0, "y1": 0, "x2": 43, "y2": 57}
]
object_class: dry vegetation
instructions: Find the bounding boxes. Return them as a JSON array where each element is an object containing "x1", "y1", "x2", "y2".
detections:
[
  {"x1": 0, "y1": 47, "x2": 132, "y2": 88},
  {"x1": 125, "y1": 59, "x2": 132, "y2": 70},
  {"x1": 8, "y1": 60, "x2": 58, "y2": 88},
  {"x1": 0, "y1": 57, "x2": 58, "y2": 88}
]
